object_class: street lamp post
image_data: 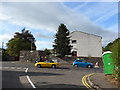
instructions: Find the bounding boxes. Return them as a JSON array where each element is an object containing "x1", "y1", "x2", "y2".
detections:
[
  {"x1": 29, "y1": 37, "x2": 33, "y2": 62},
  {"x1": 30, "y1": 40, "x2": 33, "y2": 53},
  {"x1": 29, "y1": 37, "x2": 36, "y2": 62}
]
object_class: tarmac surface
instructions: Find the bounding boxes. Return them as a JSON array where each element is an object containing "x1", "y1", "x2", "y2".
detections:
[{"x1": 1, "y1": 61, "x2": 119, "y2": 89}]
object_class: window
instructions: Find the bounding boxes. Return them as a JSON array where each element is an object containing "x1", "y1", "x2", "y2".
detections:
[
  {"x1": 72, "y1": 40, "x2": 77, "y2": 44},
  {"x1": 47, "y1": 60, "x2": 54, "y2": 63},
  {"x1": 76, "y1": 60, "x2": 82, "y2": 62}
]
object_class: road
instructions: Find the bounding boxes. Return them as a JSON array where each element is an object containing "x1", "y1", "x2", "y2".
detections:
[{"x1": 1, "y1": 61, "x2": 103, "y2": 89}]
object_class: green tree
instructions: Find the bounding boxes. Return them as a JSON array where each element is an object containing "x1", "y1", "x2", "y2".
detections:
[
  {"x1": 111, "y1": 38, "x2": 120, "y2": 81},
  {"x1": 1, "y1": 48, "x2": 9, "y2": 61},
  {"x1": 104, "y1": 42, "x2": 113, "y2": 51},
  {"x1": 53, "y1": 24, "x2": 72, "y2": 57},
  {"x1": 7, "y1": 28, "x2": 36, "y2": 56},
  {"x1": 44, "y1": 48, "x2": 51, "y2": 55}
]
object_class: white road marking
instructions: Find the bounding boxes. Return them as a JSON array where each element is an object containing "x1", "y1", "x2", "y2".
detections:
[
  {"x1": 23, "y1": 68, "x2": 27, "y2": 69},
  {"x1": 3, "y1": 67, "x2": 9, "y2": 68},
  {"x1": 26, "y1": 75, "x2": 36, "y2": 88},
  {"x1": 11, "y1": 62, "x2": 17, "y2": 63},
  {"x1": 17, "y1": 67, "x2": 22, "y2": 69},
  {"x1": 2, "y1": 67, "x2": 27, "y2": 70},
  {"x1": 25, "y1": 68, "x2": 36, "y2": 88},
  {"x1": 25, "y1": 68, "x2": 29, "y2": 73},
  {"x1": 11, "y1": 67, "x2": 15, "y2": 69}
]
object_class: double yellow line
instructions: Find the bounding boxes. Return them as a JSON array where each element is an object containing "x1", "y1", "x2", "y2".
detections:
[{"x1": 82, "y1": 73, "x2": 95, "y2": 89}]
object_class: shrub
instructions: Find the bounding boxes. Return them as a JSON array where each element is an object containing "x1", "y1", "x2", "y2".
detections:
[{"x1": 111, "y1": 39, "x2": 120, "y2": 81}]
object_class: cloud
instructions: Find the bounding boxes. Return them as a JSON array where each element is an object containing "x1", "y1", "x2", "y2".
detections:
[
  {"x1": 1, "y1": 0, "x2": 119, "y2": 2},
  {"x1": 107, "y1": 24, "x2": 118, "y2": 32},
  {"x1": 73, "y1": 2, "x2": 89, "y2": 11},
  {"x1": 94, "y1": 8, "x2": 117, "y2": 23},
  {"x1": 1, "y1": 2, "x2": 65, "y2": 32},
  {"x1": 35, "y1": 32, "x2": 53, "y2": 39},
  {"x1": 35, "y1": 40, "x2": 53, "y2": 50},
  {"x1": 0, "y1": 34, "x2": 13, "y2": 48},
  {"x1": 72, "y1": 2, "x2": 117, "y2": 23},
  {"x1": 0, "y1": 34, "x2": 12, "y2": 41},
  {"x1": 0, "y1": 2, "x2": 118, "y2": 49}
]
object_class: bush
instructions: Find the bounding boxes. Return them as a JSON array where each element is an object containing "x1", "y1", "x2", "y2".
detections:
[{"x1": 111, "y1": 39, "x2": 120, "y2": 81}]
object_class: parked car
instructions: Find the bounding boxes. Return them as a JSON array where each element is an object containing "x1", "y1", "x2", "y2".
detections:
[
  {"x1": 34, "y1": 60, "x2": 60, "y2": 68},
  {"x1": 72, "y1": 59, "x2": 94, "y2": 68}
]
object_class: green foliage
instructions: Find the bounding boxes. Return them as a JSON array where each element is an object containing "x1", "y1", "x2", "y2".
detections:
[
  {"x1": 53, "y1": 24, "x2": 72, "y2": 57},
  {"x1": 104, "y1": 42, "x2": 113, "y2": 51},
  {"x1": 7, "y1": 29, "x2": 36, "y2": 56},
  {"x1": 111, "y1": 38, "x2": 120, "y2": 81},
  {"x1": 2, "y1": 49, "x2": 9, "y2": 61},
  {"x1": 104, "y1": 38, "x2": 120, "y2": 51},
  {"x1": 44, "y1": 48, "x2": 51, "y2": 55}
]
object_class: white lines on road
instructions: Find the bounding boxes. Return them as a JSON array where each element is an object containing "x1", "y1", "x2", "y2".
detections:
[
  {"x1": 17, "y1": 67, "x2": 22, "y2": 69},
  {"x1": 11, "y1": 67, "x2": 16, "y2": 69},
  {"x1": 3, "y1": 67, "x2": 9, "y2": 68},
  {"x1": 26, "y1": 75, "x2": 36, "y2": 88},
  {"x1": 2, "y1": 67, "x2": 27, "y2": 70},
  {"x1": 10, "y1": 62, "x2": 18, "y2": 63},
  {"x1": 25, "y1": 68, "x2": 36, "y2": 88},
  {"x1": 25, "y1": 68, "x2": 28, "y2": 73},
  {"x1": 23, "y1": 68, "x2": 27, "y2": 69}
]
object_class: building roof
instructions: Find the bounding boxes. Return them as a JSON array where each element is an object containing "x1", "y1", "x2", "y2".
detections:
[{"x1": 70, "y1": 31, "x2": 102, "y2": 38}]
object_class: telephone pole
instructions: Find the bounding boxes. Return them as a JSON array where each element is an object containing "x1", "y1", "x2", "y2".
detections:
[{"x1": 2, "y1": 42, "x2": 4, "y2": 50}]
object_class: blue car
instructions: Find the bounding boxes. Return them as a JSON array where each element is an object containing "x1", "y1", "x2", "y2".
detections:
[{"x1": 72, "y1": 59, "x2": 94, "y2": 68}]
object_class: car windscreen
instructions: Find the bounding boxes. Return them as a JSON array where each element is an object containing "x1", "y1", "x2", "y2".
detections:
[
  {"x1": 45, "y1": 60, "x2": 54, "y2": 63},
  {"x1": 75, "y1": 59, "x2": 86, "y2": 62}
]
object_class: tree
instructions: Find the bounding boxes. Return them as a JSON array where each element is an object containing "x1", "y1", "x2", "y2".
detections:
[
  {"x1": 7, "y1": 28, "x2": 36, "y2": 56},
  {"x1": 44, "y1": 48, "x2": 52, "y2": 55},
  {"x1": 111, "y1": 38, "x2": 120, "y2": 81},
  {"x1": 104, "y1": 42, "x2": 113, "y2": 51},
  {"x1": 53, "y1": 24, "x2": 72, "y2": 57},
  {"x1": 1, "y1": 48, "x2": 9, "y2": 61},
  {"x1": 104, "y1": 38, "x2": 120, "y2": 51}
]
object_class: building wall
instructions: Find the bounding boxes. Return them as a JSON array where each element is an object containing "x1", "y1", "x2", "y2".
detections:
[
  {"x1": 20, "y1": 50, "x2": 46, "y2": 62},
  {"x1": 70, "y1": 31, "x2": 102, "y2": 57}
]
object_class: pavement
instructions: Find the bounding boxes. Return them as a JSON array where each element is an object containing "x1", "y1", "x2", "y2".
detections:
[{"x1": 88, "y1": 72, "x2": 120, "y2": 90}]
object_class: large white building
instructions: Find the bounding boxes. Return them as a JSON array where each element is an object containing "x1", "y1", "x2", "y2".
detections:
[{"x1": 70, "y1": 31, "x2": 102, "y2": 57}]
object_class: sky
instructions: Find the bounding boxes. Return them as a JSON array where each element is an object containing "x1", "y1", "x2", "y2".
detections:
[{"x1": 0, "y1": 0, "x2": 119, "y2": 50}]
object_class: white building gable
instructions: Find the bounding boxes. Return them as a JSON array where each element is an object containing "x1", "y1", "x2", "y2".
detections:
[{"x1": 70, "y1": 31, "x2": 102, "y2": 57}]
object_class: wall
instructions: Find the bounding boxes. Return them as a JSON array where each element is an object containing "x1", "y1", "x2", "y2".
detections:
[
  {"x1": 20, "y1": 50, "x2": 46, "y2": 62},
  {"x1": 62, "y1": 56, "x2": 103, "y2": 66},
  {"x1": 70, "y1": 31, "x2": 102, "y2": 57}
]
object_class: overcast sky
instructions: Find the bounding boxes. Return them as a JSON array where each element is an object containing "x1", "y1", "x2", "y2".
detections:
[{"x1": 0, "y1": 1, "x2": 118, "y2": 50}]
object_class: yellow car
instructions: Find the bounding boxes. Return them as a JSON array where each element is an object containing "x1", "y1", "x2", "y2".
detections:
[{"x1": 34, "y1": 60, "x2": 60, "y2": 68}]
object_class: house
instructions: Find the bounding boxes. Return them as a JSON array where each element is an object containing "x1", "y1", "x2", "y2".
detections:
[{"x1": 70, "y1": 31, "x2": 102, "y2": 57}]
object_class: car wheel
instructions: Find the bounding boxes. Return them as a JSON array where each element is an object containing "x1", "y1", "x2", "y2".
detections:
[
  {"x1": 74, "y1": 64, "x2": 78, "y2": 67},
  {"x1": 37, "y1": 64, "x2": 41, "y2": 68},
  {"x1": 52, "y1": 65, "x2": 56, "y2": 68},
  {"x1": 87, "y1": 65, "x2": 92, "y2": 68}
]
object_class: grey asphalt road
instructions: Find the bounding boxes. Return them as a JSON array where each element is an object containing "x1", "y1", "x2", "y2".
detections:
[{"x1": 1, "y1": 61, "x2": 103, "y2": 89}]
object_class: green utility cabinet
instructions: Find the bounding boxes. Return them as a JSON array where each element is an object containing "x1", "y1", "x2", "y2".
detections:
[{"x1": 102, "y1": 51, "x2": 114, "y2": 74}]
